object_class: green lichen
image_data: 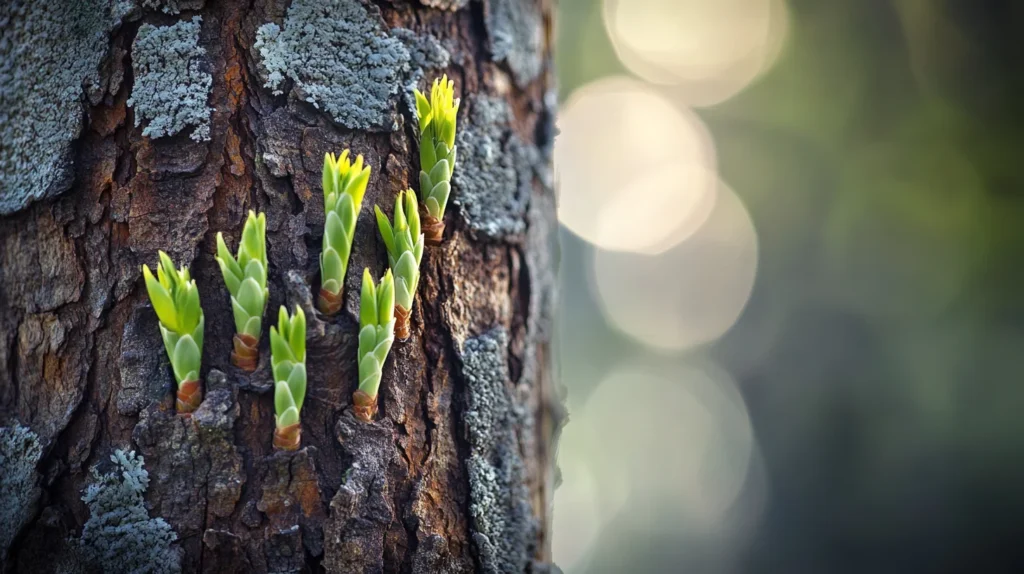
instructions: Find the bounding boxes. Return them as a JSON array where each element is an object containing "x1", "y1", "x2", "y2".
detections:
[
  {"x1": 0, "y1": 0, "x2": 123, "y2": 214},
  {"x1": 128, "y1": 16, "x2": 212, "y2": 141},
  {"x1": 254, "y1": 0, "x2": 411, "y2": 131},
  {"x1": 78, "y1": 450, "x2": 182, "y2": 574},
  {"x1": 0, "y1": 424, "x2": 43, "y2": 560}
]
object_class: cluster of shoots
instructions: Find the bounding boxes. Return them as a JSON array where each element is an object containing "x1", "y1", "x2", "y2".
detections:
[
  {"x1": 319, "y1": 151, "x2": 371, "y2": 315},
  {"x1": 271, "y1": 306, "x2": 307, "y2": 451},
  {"x1": 142, "y1": 252, "x2": 205, "y2": 414},
  {"x1": 414, "y1": 75, "x2": 460, "y2": 245},
  {"x1": 216, "y1": 211, "x2": 268, "y2": 371},
  {"x1": 353, "y1": 269, "x2": 395, "y2": 422},
  {"x1": 375, "y1": 190, "x2": 423, "y2": 341}
]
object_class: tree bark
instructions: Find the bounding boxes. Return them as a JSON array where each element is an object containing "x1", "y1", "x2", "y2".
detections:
[{"x1": 0, "y1": 0, "x2": 561, "y2": 572}]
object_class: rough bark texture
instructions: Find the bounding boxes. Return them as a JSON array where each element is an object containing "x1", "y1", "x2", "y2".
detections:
[{"x1": 0, "y1": 0, "x2": 562, "y2": 572}]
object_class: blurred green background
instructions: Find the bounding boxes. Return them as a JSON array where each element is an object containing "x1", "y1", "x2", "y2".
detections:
[{"x1": 551, "y1": 1, "x2": 1024, "y2": 572}]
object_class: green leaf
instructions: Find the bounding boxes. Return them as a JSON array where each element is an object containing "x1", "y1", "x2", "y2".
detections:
[
  {"x1": 242, "y1": 315, "x2": 262, "y2": 338},
  {"x1": 323, "y1": 153, "x2": 336, "y2": 198},
  {"x1": 431, "y1": 181, "x2": 451, "y2": 215},
  {"x1": 231, "y1": 298, "x2": 251, "y2": 336},
  {"x1": 237, "y1": 277, "x2": 264, "y2": 318},
  {"x1": 172, "y1": 335, "x2": 201, "y2": 385},
  {"x1": 429, "y1": 160, "x2": 450, "y2": 189},
  {"x1": 358, "y1": 354, "x2": 382, "y2": 396},
  {"x1": 335, "y1": 194, "x2": 356, "y2": 237},
  {"x1": 159, "y1": 325, "x2": 178, "y2": 367},
  {"x1": 360, "y1": 269, "x2": 377, "y2": 328},
  {"x1": 347, "y1": 164, "x2": 371, "y2": 208},
  {"x1": 425, "y1": 196, "x2": 442, "y2": 220},
  {"x1": 395, "y1": 277, "x2": 413, "y2": 310},
  {"x1": 414, "y1": 89, "x2": 431, "y2": 127},
  {"x1": 216, "y1": 233, "x2": 242, "y2": 278},
  {"x1": 413, "y1": 239, "x2": 424, "y2": 265},
  {"x1": 378, "y1": 271, "x2": 394, "y2": 325},
  {"x1": 289, "y1": 306, "x2": 306, "y2": 362},
  {"x1": 373, "y1": 336, "x2": 393, "y2": 365},
  {"x1": 404, "y1": 191, "x2": 420, "y2": 239},
  {"x1": 193, "y1": 315, "x2": 204, "y2": 353},
  {"x1": 277, "y1": 405, "x2": 299, "y2": 428},
  {"x1": 270, "y1": 325, "x2": 295, "y2": 365},
  {"x1": 179, "y1": 283, "x2": 201, "y2": 335},
  {"x1": 287, "y1": 362, "x2": 307, "y2": 411},
  {"x1": 320, "y1": 248, "x2": 344, "y2": 290},
  {"x1": 419, "y1": 171, "x2": 433, "y2": 198},
  {"x1": 395, "y1": 251, "x2": 418, "y2": 285},
  {"x1": 420, "y1": 137, "x2": 437, "y2": 175},
  {"x1": 143, "y1": 265, "x2": 178, "y2": 332},
  {"x1": 375, "y1": 205, "x2": 396, "y2": 256},
  {"x1": 274, "y1": 360, "x2": 293, "y2": 384},
  {"x1": 274, "y1": 380, "x2": 295, "y2": 417},
  {"x1": 217, "y1": 257, "x2": 241, "y2": 296},
  {"x1": 244, "y1": 259, "x2": 267, "y2": 290},
  {"x1": 446, "y1": 146, "x2": 458, "y2": 171},
  {"x1": 158, "y1": 251, "x2": 178, "y2": 288},
  {"x1": 358, "y1": 324, "x2": 377, "y2": 360},
  {"x1": 325, "y1": 209, "x2": 347, "y2": 249}
]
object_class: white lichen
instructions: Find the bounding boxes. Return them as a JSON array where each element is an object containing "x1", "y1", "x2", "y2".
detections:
[
  {"x1": 0, "y1": 424, "x2": 43, "y2": 558},
  {"x1": 77, "y1": 450, "x2": 182, "y2": 574},
  {"x1": 253, "y1": 0, "x2": 411, "y2": 131},
  {"x1": 128, "y1": 17, "x2": 212, "y2": 141}
]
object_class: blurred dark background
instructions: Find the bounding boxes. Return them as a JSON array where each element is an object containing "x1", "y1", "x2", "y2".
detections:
[{"x1": 551, "y1": 1, "x2": 1024, "y2": 572}]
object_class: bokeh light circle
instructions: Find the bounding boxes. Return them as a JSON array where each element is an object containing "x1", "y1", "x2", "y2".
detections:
[
  {"x1": 590, "y1": 182, "x2": 758, "y2": 351},
  {"x1": 555, "y1": 76, "x2": 718, "y2": 254},
  {"x1": 603, "y1": 0, "x2": 790, "y2": 106},
  {"x1": 552, "y1": 363, "x2": 757, "y2": 571}
]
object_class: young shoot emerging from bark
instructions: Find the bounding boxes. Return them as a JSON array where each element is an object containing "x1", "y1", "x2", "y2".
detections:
[
  {"x1": 270, "y1": 305, "x2": 306, "y2": 451},
  {"x1": 374, "y1": 189, "x2": 423, "y2": 341},
  {"x1": 142, "y1": 252, "x2": 205, "y2": 414},
  {"x1": 354, "y1": 268, "x2": 395, "y2": 422},
  {"x1": 319, "y1": 150, "x2": 371, "y2": 315},
  {"x1": 215, "y1": 210, "x2": 268, "y2": 372},
  {"x1": 414, "y1": 75, "x2": 459, "y2": 245}
]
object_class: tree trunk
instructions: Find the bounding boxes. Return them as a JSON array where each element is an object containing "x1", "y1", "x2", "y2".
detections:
[{"x1": 0, "y1": 0, "x2": 561, "y2": 572}]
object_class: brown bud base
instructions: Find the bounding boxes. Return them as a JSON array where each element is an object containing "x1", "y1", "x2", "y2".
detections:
[
  {"x1": 176, "y1": 379, "x2": 203, "y2": 414},
  {"x1": 273, "y1": 423, "x2": 301, "y2": 451},
  {"x1": 423, "y1": 214, "x2": 445, "y2": 246},
  {"x1": 318, "y1": 287, "x2": 343, "y2": 316},
  {"x1": 231, "y1": 333, "x2": 259, "y2": 372},
  {"x1": 395, "y1": 304, "x2": 411, "y2": 341},
  {"x1": 352, "y1": 390, "x2": 378, "y2": 422}
]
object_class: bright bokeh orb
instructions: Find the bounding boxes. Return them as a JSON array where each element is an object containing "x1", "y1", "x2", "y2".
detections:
[
  {"x1": 590, "y1": 182, "x2": 758, "y2": 351},
  {"x1": 555, "y1": 77, "x2": 718, "y2": 254},
  {"x1": 603, "y1": 0, "x2": 790, "y2": 106}
]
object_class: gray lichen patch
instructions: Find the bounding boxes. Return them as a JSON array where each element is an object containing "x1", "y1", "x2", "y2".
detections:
[
  {"x1": 0, "y1": 0, "x2": 123, "y2": 215},
  {"x1": 418, "y1": 0, "x2": 469, "y2": 10},
  {"x1": 459, "y1": 327, "x2": 535, "y2": 574},
  {"x1": 139, "y1": 0, "x2": 204, "y2": 14},
  {"x1": 485, "y1": 0, "x2": 544, "y2": 87},
  {"x1": 452, "y1": 95, "x2": 535, "y2": 240},
  {"x1": 392, "y1": 28, "x2": 451, "y2": 120},
  {"x1": 254, "y1": 0, "x2": 411, "y2": 131},
  {"x1": 77, "y1": 450, "x2": 183, "y2": 574},
  {"x1": 0, "y1": 424, "x2": 43, "y2": 560},
  {"x1": 129, "y1": 17, "x2": 212, "y2": 141}
]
